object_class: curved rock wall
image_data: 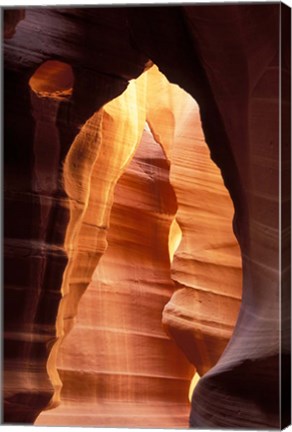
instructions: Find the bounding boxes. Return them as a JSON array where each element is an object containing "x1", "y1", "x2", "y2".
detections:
[
  {"x1": 36, "y1": 124, "x2": 194, "y2": 427},
  {"x1": 46, "y1": 68, "x2": 148, "y2": 408},
  {"x1": 146, "y1": 67, "x2": 242, "y2": 376},
  {"x1": 4, "y1": 7, "x2": 147, "y2": 423},
  {"x1": 4, "y1": 4, "x2": 290, "y2": 429},
  {"x1": 127, "y1": 5, "x2": 290, "y2": 428},
  {"x1": 36, "y1": 66, "x2": 241, "y2": 427}
]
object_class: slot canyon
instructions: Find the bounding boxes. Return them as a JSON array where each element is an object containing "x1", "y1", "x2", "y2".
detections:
[{"x1": 3, "y1": 4, "x2": 291, "y2": 429}]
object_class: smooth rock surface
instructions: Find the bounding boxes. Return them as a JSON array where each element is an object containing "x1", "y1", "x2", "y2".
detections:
[
  {"x1": 4, "y1": 4, "x2": 290, "y2": 428},
  {"x1": 36, "y1": 66, "x2": 241, "y2": 427}
]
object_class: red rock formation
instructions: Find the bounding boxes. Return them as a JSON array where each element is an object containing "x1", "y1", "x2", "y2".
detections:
[
  {"x1": 3, "y1": 4, "x2": 290, "y2": 429},
  {"x1": 3, "y1": 9, "x2": 25, "y2": 38},
  {"x1": 146, "y1": 67, "x2": 242, "y2": 376},
  {"x1": 36, "y1": 125, "x2": 194, "y2": 427},
  {"x1": 129, "y1": 5, "x2": 291, "y2": 428},
  {"x1": 3, "y1": 8, "x2": 147, "y2": 423},
  {"x1": 35, "y1": 66, "x2": 240, "y2": 427},
  {"x1": 45, "y1": 70, "x2": 149, "y2": 410}
]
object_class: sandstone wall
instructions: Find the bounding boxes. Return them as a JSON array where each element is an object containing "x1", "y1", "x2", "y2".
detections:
[
  {"x1": 3, "y1": 5, "x2": 290, "y2": 428},
  {"x1": 35, "y1": 66, "x2": 241, "y2": 427}
]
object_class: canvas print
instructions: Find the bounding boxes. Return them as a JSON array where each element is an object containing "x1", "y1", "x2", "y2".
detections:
[{"x1": 2, "y1": 2, "x2": 291, "y2": 429}]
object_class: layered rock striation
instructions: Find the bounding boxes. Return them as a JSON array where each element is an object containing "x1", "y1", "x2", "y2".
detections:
[
  {"x1": 3, "y1": 4, "x2": 290, "y2": 429},
  {"x1": 128, "y1": 6, "x2": 290, "y2": 428},
  {"x1": 4, "y1": 8, "x2": 147, "y2": 423},
  {"x1": 36, "y1": 66, "x2": 240, "y2": 427},
  {"x1": 145, "y1": 67, "x2": 242, "y2": 376},
  {"x1": 36, "y1": 125, "x2": 193, "y2": 427}
]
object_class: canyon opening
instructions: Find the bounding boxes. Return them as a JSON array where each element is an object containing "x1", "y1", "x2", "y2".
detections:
[
  {"x1": 28, "y1": 62, "x2": 242, "y2": 427},
  {"x1": 3, "y1": 5, "x2": 290, "y2": 430}
]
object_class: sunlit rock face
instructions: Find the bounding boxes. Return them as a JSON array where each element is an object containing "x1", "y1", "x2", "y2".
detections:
[
  {"x1": 36, "y1": 124, "x2": 194, "y2": 428},
  {"x1": 4, "y1": 4, "x2": 290, "y2": 429},
  {"x1": 35, "y1": 66, "x2": 240, "y2": 427},
  {"x1": 127, "y1": 5, "x2": 290, "y2": 428},
  {"x1": 146, "y1": 67, "x2": 242, "y2": 376},
  {"x1": 45, "y1": 70, "x2": 148, "y2": 409}
]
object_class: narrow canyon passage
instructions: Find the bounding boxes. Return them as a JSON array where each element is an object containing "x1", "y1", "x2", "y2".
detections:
[
  {"x1": 36, "y1": 124, "x2": 194, "y2": 427},
  {"x1": 35, "y1": 65, "x2": 242, "y2": 428},
  {"x1": 4, "y1": 6, "x2": 289, "y2": 428}
]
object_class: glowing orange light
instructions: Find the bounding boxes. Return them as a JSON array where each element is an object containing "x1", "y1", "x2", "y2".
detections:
[
  {"x1": 168, "y1": 218, "x2": 182, "y2": 263},
  {"x1": 29, "y1": 60, "x2": 74, "y2": 96},
  {"x1": 188, "y1": 372, "x2": 201, "y2": 402}
]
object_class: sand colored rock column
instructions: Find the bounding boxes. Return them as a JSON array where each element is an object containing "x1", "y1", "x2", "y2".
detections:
[
  {"x1": 37, "y1": 125, "x2": 195, "y2": 427},
  {"x1": 44, "y1": 71, "x2": 149, "y2": 408},
  {"x1": 145, "y1": 66, "x2": 242, "y2": 376}
]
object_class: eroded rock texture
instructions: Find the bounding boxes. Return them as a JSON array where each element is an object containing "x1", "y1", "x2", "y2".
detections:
[
  {"x1": 128, "y1": 6, "x2": 291, "y2": 428},
  {"x1": 36, "y1": 124, "x2": 194, "y2": 427},
  {"x1": 45, "y1": 67, "x2": 148, "y2": 409},
  {"x1": 35, "y1": 66, "x2": 240, "y2": 427},
  {"x1": 4, "y1": 8, "x2": 147, "y2": 423},
  {"x1": 3, "y1": 4, "x2": 291, "y2": 429},
  {"x1": 146, "y1": 67, "x2": 242, "y2": 376}
]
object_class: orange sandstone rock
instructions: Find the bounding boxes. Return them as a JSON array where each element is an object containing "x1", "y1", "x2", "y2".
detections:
[
  {"x1": 4, "y1": 6, "x2": 288, "y2": 428},
  {"x1": 146, "y1": 66, "x2": 242, "y2": 375},
  {"x1": 37, "y1": 127, "x2": 194, "y2": 427},
  {"x1": 36, "y1": 66, "x2": 241, "y2": 427}
]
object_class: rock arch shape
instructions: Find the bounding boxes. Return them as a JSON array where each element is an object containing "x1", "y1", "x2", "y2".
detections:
[{"x1": 35, "y1": 65, "x2": 242, "y2": 428}]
